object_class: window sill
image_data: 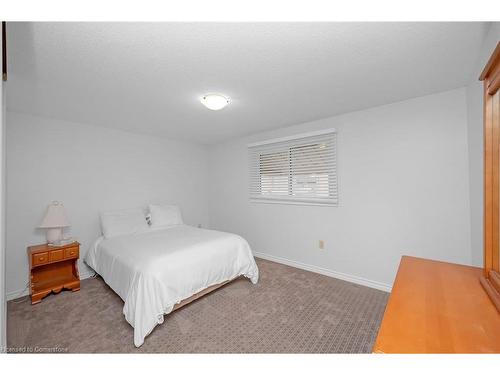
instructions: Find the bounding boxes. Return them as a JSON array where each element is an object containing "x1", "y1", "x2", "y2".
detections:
[{"x1": 249, "y1": 198, "x2": 338, "y2": 207}]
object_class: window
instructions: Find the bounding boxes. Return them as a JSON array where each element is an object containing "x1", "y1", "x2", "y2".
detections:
[{"x1": 248, "y1": 129, "x2": 337, "y2": 205}]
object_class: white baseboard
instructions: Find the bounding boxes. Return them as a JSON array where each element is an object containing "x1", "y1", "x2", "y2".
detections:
[
  {"x1": 6, "y1": 270, "x2": 96, "y2": 301},
  {"x1": 79, "y1": 270, "x2": 96, "y2": 280},
  {"x1": 253, "y1": 251, "x2": 392, "y2": 293},
  {"x1": 6, "y1": 288, "x2": 29, "y2": 301}
]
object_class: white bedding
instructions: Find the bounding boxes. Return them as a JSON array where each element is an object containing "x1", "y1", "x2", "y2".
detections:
[{"x1": 85, "y1": 225, "x2": 259, "y2": 347}]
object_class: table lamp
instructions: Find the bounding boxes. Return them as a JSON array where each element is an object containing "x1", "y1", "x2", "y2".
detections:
[{"x1": 39, "y1": 201, "x2": 70, "y2": 244}]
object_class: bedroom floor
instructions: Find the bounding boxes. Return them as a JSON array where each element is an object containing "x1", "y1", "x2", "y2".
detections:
[{"x1": 7, "y1": 259, "x2": 388, "y2": 353}]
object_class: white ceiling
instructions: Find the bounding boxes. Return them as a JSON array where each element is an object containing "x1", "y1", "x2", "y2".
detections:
[{"x1": 7, "y1": 22, "x2": 490, "y2": 144}]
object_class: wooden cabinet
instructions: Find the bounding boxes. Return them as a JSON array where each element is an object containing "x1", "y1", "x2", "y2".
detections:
[
  {"x1": 27, "y1": 242, "x2": 81, "y2": 305},
  {"x1": 373, "y1": 256, "x2": 500, "y2": 353},
  {"x1": 480, "y1": 41, "x2": 500, "y2": 311}
]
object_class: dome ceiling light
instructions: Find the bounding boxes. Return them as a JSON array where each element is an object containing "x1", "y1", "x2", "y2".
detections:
[{"x1": 200, "y1": 93, "x2": 230, "y2": 111}]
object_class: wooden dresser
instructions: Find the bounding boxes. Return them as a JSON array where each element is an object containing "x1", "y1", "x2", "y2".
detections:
[
  {"x1": 373, "y1": 256, "x2": 500, "y2": 353},
  {"x1": 27, "y1": 242, "x2": 80, "y2": 304}
]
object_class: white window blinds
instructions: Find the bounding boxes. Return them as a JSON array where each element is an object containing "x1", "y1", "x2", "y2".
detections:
[{"x1": 248, "y1": 129, "x2": 338, "y2": 205}]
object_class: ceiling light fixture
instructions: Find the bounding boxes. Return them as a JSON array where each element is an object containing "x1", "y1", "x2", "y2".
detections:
[{"x1": 200, "y1": 93, "x2": 230, "y2": 111}]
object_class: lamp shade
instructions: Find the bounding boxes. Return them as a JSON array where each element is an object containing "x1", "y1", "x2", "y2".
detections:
[{"x1": 39, "y1": 201, "x2": 70, "y2": 228}]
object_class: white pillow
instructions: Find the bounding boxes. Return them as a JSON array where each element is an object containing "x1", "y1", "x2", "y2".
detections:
[
  {"x1": 100, "y1": 208, "x2": 149, "y2": 239},
  {"x1": 148, "y1": 204, "x2": 183, "y2": 229}
]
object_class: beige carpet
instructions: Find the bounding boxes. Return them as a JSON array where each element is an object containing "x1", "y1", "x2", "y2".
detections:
[{"x1": 7, "y1": 258, "x2": 388, "y2": 353}]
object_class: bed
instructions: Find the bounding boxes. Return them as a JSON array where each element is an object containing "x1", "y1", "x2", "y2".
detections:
[{"x1": 85, "y1": 224, "x2": 259, "y2": 347}]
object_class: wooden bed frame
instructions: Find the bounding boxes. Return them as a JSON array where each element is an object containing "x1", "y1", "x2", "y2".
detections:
[{"x1": 172, "y1": 277, "x2": 239, "y2": 311}]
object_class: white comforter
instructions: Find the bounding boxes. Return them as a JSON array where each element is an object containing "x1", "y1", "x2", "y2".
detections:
[{"x1": 85, "y1": 225, "x2": 259, "y2": 347}]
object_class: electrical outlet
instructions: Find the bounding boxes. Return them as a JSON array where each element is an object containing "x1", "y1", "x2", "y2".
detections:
[{"x1": 319, "y1": 240, "x2": 325, "y2": 250}]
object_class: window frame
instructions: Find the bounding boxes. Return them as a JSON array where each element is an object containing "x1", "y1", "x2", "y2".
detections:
[{"x1": 248, "y1": 128, "x2": 338, "y2": 207}]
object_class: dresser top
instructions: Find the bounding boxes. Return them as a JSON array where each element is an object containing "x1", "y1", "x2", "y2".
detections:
[
  {"x1": 373, "y1": 256, "x2": 500, "y2": 353},
  {"x1": 27, "y1": 242, "x2": 80, "y2": 254}
]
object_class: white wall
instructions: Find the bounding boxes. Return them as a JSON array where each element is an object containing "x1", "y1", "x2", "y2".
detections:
[
  {"x1": 208, "y1": 88, "x2": 471, "y2": 289},
  {"x1": 466, "y1": 24, "x2": 500, "y2": 266},
  {"x1": 5, "y1": 111, "x2": 210, "y2": 298}
]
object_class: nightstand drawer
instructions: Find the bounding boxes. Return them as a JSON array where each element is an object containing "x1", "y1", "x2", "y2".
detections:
[
  {"x1": 64, "y1": 247, "x2": 79, "y2": 259},
  {"x1": 49, "y1": 249, "x2": 64, "y2": 262},
  {"x1": 32, "y1": 252, "x2": 49, "y2": 266}
]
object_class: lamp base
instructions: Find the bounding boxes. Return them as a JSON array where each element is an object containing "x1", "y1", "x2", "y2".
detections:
[{"x1": 46, "y1": 228, "x2": 63, "y2": 244}]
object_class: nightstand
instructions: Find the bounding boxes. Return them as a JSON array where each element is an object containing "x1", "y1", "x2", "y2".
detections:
[{"x1": 27, "y1": 242, "x2": 81, "y2": 304}]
